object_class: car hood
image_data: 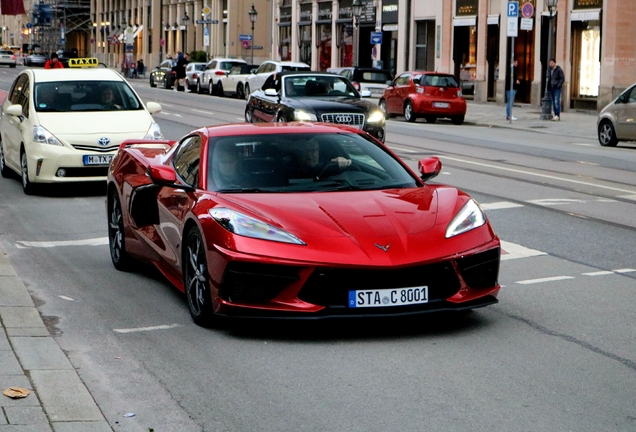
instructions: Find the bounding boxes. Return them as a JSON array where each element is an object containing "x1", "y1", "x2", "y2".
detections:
[
  {"x1": 286, "y1": 97, "x2": 378, "y2": 113},
  {"x1": 37, "y1": 110, "x2": 154, "y2": 136}
]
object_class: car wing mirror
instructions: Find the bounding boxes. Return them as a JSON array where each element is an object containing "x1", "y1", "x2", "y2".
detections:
[
  {"x1": 146, "y1": 165, "x2": 194, "y2": 191},
  {"x1": 264, "y1": 88, "x2": 279, "y2": 97},
  {"x1": 6, "y1": 104, "x2": 23, "y2": 118},
  {"x1": 418, "y1": 157, "x2": 442, "y2": 182},
  {"x1": 360, "y1": 90, "x2": 372, "y2": 98},
  {"x1": 146, "y1": 102, "x2": 162, "y2": 115}
]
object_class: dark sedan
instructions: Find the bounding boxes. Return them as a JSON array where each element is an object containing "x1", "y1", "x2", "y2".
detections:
[
  {"x1": 149, "y1": 59, "x2": 177, "y2": 89},
  {"x1": 245, "y1": 72, "x2": 386, "y2": 142}
]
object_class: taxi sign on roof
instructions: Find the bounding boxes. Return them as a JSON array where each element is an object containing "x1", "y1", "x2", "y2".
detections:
[{"x1": 68, "y1": 58, "x2": 99, "y2": 68}]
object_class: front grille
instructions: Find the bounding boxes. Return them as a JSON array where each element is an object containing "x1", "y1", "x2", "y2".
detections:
[
  {"x1": 456, "y1": 247, "x2": 500, "y2": 289},
  {"x1": 72, "y1": 144, "x2": 119, "y2": 153},
  {"x1": 56, "y1": 166, "x2": 109, "y2": 177},
  {"x1": 298, "y1": 262, "x2": 461, "y2": 308},
  {"x1": 219, "y1": 262, "x2": 300, "y2": 304},
  {"x1": 320, "y1": 113, "x2": 365, "y2": 129}
]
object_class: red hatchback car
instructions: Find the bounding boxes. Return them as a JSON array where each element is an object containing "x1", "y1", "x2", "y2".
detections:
[{"x1": 379, "y1": 71, "x2": 467, "y2": 124}]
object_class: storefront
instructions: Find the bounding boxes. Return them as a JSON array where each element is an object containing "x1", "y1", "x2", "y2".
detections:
[
  {"x1": 381, "y1": 0, "x2": 399, "y2": 76},
  {"x1": 316, "y1": 1, "x2": 333, "y2": 71},
  {"x1": 298, "y1": 2, "x2": 312, "y2": 65},
  {"x1": 569, "y1": 1, "x2": 602, "y2": 110},
  {"x1": 336, "y1": 0, "x2": 354, "y2": 67},
  {"x1": 453, "y1": 0, "x2": 478, "y2": 98},
  {"x1": 278, "y1": 1, "x2": 292, "y2": 61}
]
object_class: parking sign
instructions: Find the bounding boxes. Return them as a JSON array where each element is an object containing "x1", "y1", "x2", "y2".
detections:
[
  {"x1": 507, "y1": 1, "x2": 519, "y2": 17},
  {"x1": 507, "y1": 1, "x2": 519, "y2": 37}
]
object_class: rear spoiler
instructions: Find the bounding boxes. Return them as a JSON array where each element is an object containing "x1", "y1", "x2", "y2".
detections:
[{"x1": 119, "y1": 139, "x2": 176, "y2": 149}]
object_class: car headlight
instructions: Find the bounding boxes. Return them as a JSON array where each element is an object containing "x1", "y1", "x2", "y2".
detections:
[
  {"x1": 32, "y1": 125, "x2": 62, "y2": 146},
  {"x1": 144, "y1": 122, "x2": 163, "y2": 140},
  {"x1": 367, "y1": 110, "x2": 385, "y2": 123},
  {"x1": 210, "y1": 208, "x2": 306, "y2": 245},
  {"x1": 294, "y1": 110, "x2": 317, "y2": 121},
  {"x1": 445, "y1": 199, "x2": 486, "y2": 238}
]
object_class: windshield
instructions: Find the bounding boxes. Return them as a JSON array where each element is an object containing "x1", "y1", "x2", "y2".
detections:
[
  {"x1": 283, "y1": 75, "x2": 358, "y2": 98},
  {"x1": 416, "y1": 74, "x2": 459, "y2": 88},
  {"x1": 34, "y1": 80, "x2": 144, "y2": 112},
  {"x1": 207, "y1": 132, "x2": 417, "y2": 193},
  {"x1": 356, "y1": 70, "x2": 392, "y2": 83}
]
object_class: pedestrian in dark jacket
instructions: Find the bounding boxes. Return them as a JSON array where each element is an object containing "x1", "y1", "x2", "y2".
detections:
[
  {"x1": 505, "y1": 59, "x2": 520, "y2": 121},
  {"x1": 547, "y1": 58, "x2": 565, "y2": 121}
]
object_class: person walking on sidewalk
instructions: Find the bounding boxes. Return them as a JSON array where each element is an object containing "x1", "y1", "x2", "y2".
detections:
[
  {"x1": 174, "y1": 52, "x2": 190, "y2": 92},
  {"x1": 505, "y1": 59, "x2": 520, "y2": 121},
  {"x1": 547, "y1": 59, "x2": 565, "y2": 121}
]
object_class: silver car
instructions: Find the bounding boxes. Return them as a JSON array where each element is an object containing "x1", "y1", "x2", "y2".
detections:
[
  {"x1": 196, "y1": 58, "x2": 246, "y2": 96},
  {"x1": 597, "y1": 83, "x2": 636, "y2": 147},
  {"x1": 0, "y1": 50, "x2": 17, "y2": 68},
  {"x1": 185, "y1": 62, "x2": 206, "y2": 91}
]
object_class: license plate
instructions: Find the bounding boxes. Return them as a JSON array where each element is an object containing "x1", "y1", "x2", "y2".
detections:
[
  {"x1": 348, "y1": 287, "x2": 429, "y2": 308},
  {"x1": 433, "y1": 102, "x2": 449, "y2": 108},
  {"x1": 83, "y1": 155, "x2": 113, "y2": 165}
]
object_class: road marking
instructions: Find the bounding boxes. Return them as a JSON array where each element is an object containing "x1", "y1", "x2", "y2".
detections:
[
  {"x1": 570, "y1": 143, "x2": 596, "y2": 147},
  {"x1": 615, "y1": 268, "x2": 636, "y2": 273},
  {"x1": 481, "y1": 201, "x2": 524, "y2": 210},
  {"x1": 16, "y1": 237, "x2": 109, "y2": 248},
  {"x1": 113, "y1": 324, "x2": 181, "y2": 333},
  {"x1": 58, "y1": 295, "x2": 75, "y2": 301},
  {"x1": 388, "y1": 146, "x2": 417, "y2": 153},
  {"x1": 158, "y1": 112, "x2": 183, "y2": 117},
  {"x1": 441, "y1": 156, "x2": 636, "y2": 195},
  {"x1": 619, "y1": 194, "x2": 636, "y2": 201},
  {"x1": 500, "y1": 240, "x2": 547, "y2": 260},
  {"x1": 236, "y1": 117, "x2": 245, "y2": 121},
  {"x1": 192, "y1": 109, "x2": 214, "y2": 115},
  {"x1": 515, "y1": 275, "x2": 575, "y2": 285},
  {"x1": 582, "y1": 271, "x2": 614, "y2": 276},
  {"x1": 527, "y1": 198, "x2": 586, "y2": 206}
]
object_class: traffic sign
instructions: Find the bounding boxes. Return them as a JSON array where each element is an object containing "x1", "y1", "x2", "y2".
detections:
[
  {"x1": 202, "y1": 6, "x2": 211, "y2": 15},
  {"x1": 370, "y1": 31, "x2": 382, "y2": 45},
  {"x1": 26, "y1": 22, "x2": 32, "y2": 29},
  {"x1": 521, "y1": 2, "x2": 534, "y2": 18},
  {"x1": 196, "y1": 19, "x2": 218, "y2": 24},
  {"x1": 239, "y1": 34, "x2": 252, "y2": 41},
  {"x1": 507, "y1": 1, "x2": 519, "y2": 17},
  {"x1": 242, "y1": 40, "x2": 250, "y2": 48}
]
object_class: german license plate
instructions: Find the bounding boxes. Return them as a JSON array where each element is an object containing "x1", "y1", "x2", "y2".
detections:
[
  {"x1": 433, "y1": 102, "x2": 449, "y2": 108},
  {"x1": 83, "y1": 155, "x2": 113, "y2": 165},
  {"x1": 348, "y1": 287, "x2": 428, "y2": 308}
]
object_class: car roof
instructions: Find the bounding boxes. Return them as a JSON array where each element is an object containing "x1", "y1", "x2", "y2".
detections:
[
  {"x1": 207, "y1": 58, "x2": 246, "y2": 64},
  {"x1": 406, "y1": 71, "x2": 455, "y2": 76},
  {"x1": 28, "y1": 68, "x2": 126, "y2": 83},
  {"x1": 276, "y1": 71, "x2": 340, "y2": 78}
]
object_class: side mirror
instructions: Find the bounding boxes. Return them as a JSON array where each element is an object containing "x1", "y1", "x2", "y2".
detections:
[
  {"x1": 264, "y1": 88, "x2": 279, "y2": 97},
  {"x1": 418, "y1": 157, "x2": 442, "y2": 182},
  {"x1": 146, "y1": 102, "x2": 162, "y2": 115},
  {"x1": 7, "y1": 104, "x2": 23, "y2": 117},
  {"x1": 360, "y1": 90, "x2": 372, "y2": 98},
  {"x1": 386, "y1": 80, "x2": 392, "y2": 85},
  {"x1": 147, "y1": 165, "x2": 177, "y2": 185}
]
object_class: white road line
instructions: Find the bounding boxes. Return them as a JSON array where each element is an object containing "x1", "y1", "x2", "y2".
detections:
[
  {"x1": 388, "y1": 146, "x2": 417, "y2": 153},
  {"x1": 515, "y1": 276, "x2": 575, "y2": 285},
  {"x1": 442, "y1": 156, "x2": 636, "y2": 195},
  {"x1": 113, "y1": 324, "x2": 181, "y2": 333},
  {"x1": 500, "y1": 240, "x2": 547, "y2": 260},
  {"x1": 58, "y1": 295, "x2": 75, "y2": 301},
  {"x1": 619, "y1": 194, "x2": 636, "y2": 201},
  {"x1": 480, "y1": 201, "x2": 524, "y2": 210},
  {"x1": 158, "y1": 112, "x2": 183, "y2": 117},
  {"x1": 527, "y1": 198, "x2": 586, "y2": 206},
  {"x1": 192, "y1": 109, "x2": 214, "y2": 115},
  {"x1": 16, "y1": 237, "x2": 109, "y2": 248},
  {"x1": 615, "y1": 268, "x2": 636, "y2": 273},
  {"x1": 570, "y1": 143, "x2": 596, "y2": 147},
  {"x1": 236, "y1": 117, "x2": 245, "y2": 120},
  {"x1": 582, "y1": 271, "x2": 614, "y2": 276}
]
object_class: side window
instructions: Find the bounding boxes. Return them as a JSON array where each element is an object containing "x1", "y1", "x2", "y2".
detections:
[
  {"x1": 172, "y1": 135, "x2": 202, "y2": 188},
  {"x1": 256, "y1": 63, "x2": 268, "y2": 74},
  {"x1": 266, "y1": 63, "x2": 276, "y2": 73},
  {"x1": 395, "y1": 74, "x2": 411, "y2": 86},
  {"x1": 9, "y1": 74, "x2": 28, "y2": 105},
  {"x1": 628, "y1": 87, "x2": 636, "y2": 103}
]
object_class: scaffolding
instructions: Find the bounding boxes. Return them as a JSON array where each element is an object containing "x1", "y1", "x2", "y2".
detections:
[{"x1": 31, "y1": 0, "x2": 90, "y2": 56}]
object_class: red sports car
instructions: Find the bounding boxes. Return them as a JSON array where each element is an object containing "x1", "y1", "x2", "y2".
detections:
[
  {"x1": 107, "y1": 123, "x2": 499, "y2": 326},
  {"x1": 379, "y1": 71, "x2": 467, "y2": 124}
]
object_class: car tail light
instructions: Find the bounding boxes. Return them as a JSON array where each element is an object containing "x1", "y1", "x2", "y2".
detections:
[
  {"x1": 192, "y1": 73, "x2": 199, "y2": 79},
  {"x1": 11, "y1": 55, "x2": 16, "y2": 60},
  {"x1": 215, "y1": 70, "x2": 226, "y2": 76},
  {"x1": 352, "y1": 81, "x2": 360, "y2": 91}
]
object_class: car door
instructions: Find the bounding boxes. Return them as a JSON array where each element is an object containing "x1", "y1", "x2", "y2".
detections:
[
  {"x1": 613, "y1": 86, "x2": 636, "y2": 140},
  {"x1": 1, "y1": 74, "x2": 30, "y2": 170},
  {"x1": 387, "y1": 74, "x2": 410, "y2": 113},
  {"x1": 156, "y1": 134, "x2": 202, "y2": 272}
]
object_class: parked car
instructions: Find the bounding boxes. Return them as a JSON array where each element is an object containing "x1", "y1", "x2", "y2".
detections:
[
  {"x1": 196, "y1": 58, "x2": 246, "y2": 95},
  {"x1": 149, "y1": 59, "x2": 177, "y2": 89},
  {"x1": 597, "y1": 82, "x2": 636, "y2": 147},
  {"x1": 0, "y1": 50, "x2": 17, "y2": 68},
  {"x1": 379, "y1": 71, "x2": 467, "y2": 124},
  {"x1": 327, "y1": 67, "x2": 393, "y2": 98},
  {"x1": 244, "y1": 60, "x2": 310, "y2": 98},
  {"x1": 245, "y1": 71, "x2": 386, "y2": 142},
  {"x1": 217, "y1": 63, "x2": 258, "y2": 98},
  {"x1": 185, "y1": 62, "x2": 206, "y2": 91},
  {"x1": 106, "y1": 122, "x2": 501, "y2": 326},
  {"x1": 0, "y1": 67, "x2": 163, "y2": 194},
  {"x1": 24, "y1": 53, "x2": 48, "y2": 67}
]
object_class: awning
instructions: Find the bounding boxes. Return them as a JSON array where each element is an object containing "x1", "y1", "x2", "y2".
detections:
[
  {"x1": 453, "y1": 16, "x2": 476, "y2": 26},
  {"x1": 487, "y1": 14, "x2": 499, "y2": 25},
  {"x1": 570, "y1": 9, "x2": 601, "y2": 21}
]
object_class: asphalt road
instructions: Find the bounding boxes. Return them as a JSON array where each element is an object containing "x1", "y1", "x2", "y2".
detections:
[{"x1": 1, "y1": 70, "x2": 635, "y2": 431}]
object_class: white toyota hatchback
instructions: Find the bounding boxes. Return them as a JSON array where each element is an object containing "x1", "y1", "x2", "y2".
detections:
[{"x1": 0, "y1": 66, "x2": 163, "y2": 194}]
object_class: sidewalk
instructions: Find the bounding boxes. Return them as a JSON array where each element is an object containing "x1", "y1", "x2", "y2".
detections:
[
  {"x1": 0, "y1": 251, "x2": 111, "y2": 431},
  {"x1": 464, "y1": 99, "x2": 599, "y2": 141}
]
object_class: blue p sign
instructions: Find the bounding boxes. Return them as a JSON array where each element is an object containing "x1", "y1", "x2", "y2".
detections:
[{"x1": 507, "y1": 1, "x2": 519, "y2": 17}]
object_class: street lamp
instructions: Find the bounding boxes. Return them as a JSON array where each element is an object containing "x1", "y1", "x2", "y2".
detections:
[
  {"x1": 540, "y1": 0, "x2": 558, "y2": 120},
  {"x1": 352, "y1": 0, "x2": 363, "y2": 67},
  {"x1": 248, "y1": 4, "x2": 258, "y2": 65},
  {"x1": 182, "y1": 12, "x2": 189, "y2": 53}
]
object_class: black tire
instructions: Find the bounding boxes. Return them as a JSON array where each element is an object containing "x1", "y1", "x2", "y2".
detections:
[
  {"x1": 451, "y1": 115, "x2": 464, "y2": 125},
  {"x1": 404, "y1": 101, "x2": 417, "y2": 122},
  {"x1": 424, "y1": 116, "x2": 437, "y2": 124},
  {"x1": 20, "y1": 149, "x2": 34, "y2": 195},
  {"x1": 150, "y1": 76, "x2": 156, "y2": 88},
  {"x1": 108, "y1": 189, "x2": 134, "y2": 271},
  {"x1": 244, "y1": 84, "x2": 251, "y2": 100},
  {"x1": 217, "y1": 81, "x2": 224, "y2": 97},
  {"x1": 598, "y1": 120, "x2": 618, "y2": 147},
  {"x1": 245, "y1": 107, "x2": 253, "y2": 123},
  {"x1": 196, "y1": 80, "x2": 203, "y2": 94},
  {"x1": 162, "y1": 77, "x2": 168, "y2": 89},
  {"x1": 379, "y1": 99, "x2": 391, "y2": 119},
  {"x1": 183, "y1": 226, "x2": 215, "y2": 327},
  {"x1": 277, "y1": 113, "x2": 287, "y2": 123},
  {"x1": 237, "y1": 83, "x2": 245, "y2": 100},
  {"x1": 0, "y1": 142, "x2": 12, "y2": 178},
  {"x1": 208, "y1": 80, "x2": 215, "y2": 95}
]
